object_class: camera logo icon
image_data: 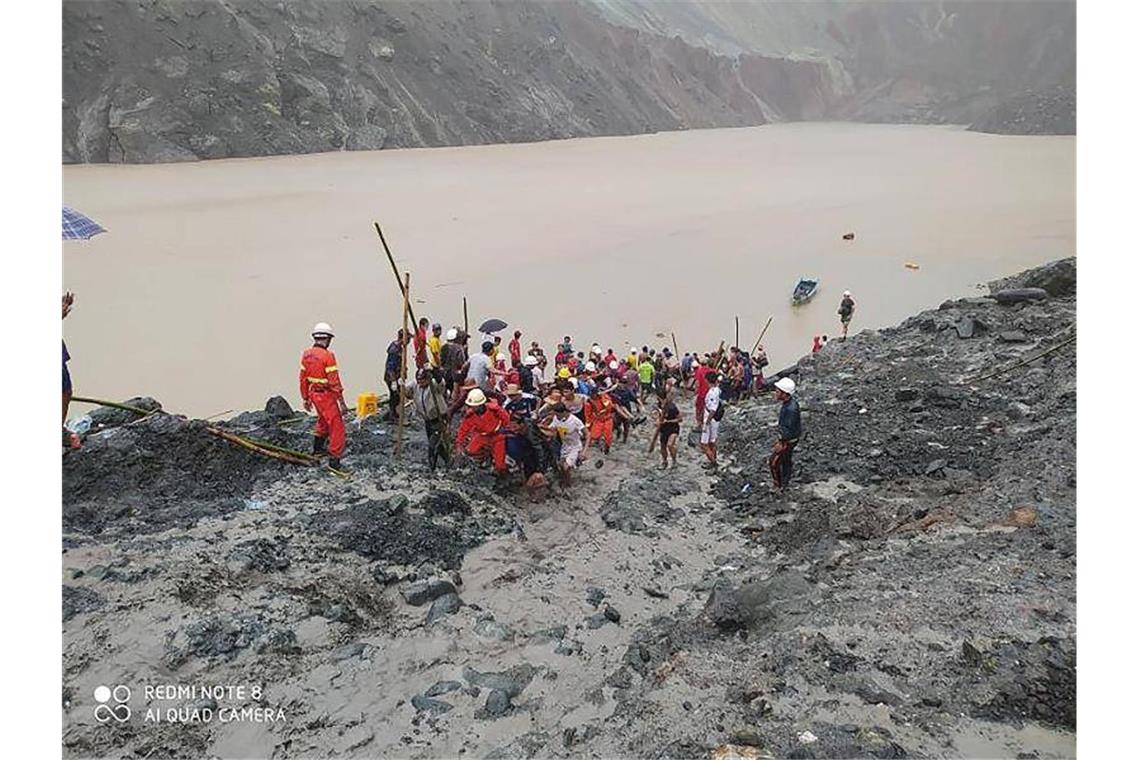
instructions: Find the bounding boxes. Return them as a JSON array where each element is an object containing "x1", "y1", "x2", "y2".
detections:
[{"x1": 93, "y1": 685, "x2": 131, "y2": 723}]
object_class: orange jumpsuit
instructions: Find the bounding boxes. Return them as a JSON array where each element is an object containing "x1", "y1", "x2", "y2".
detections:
[
  {"x1": 455, "y1": 401, "x2": 509, "y2": 472},
  {"x1": 300, "y1": 346, "x2": 346, "y2": 458},
  {"x1": 585, "y1": 395, "x2": 615, "y2": 447}
]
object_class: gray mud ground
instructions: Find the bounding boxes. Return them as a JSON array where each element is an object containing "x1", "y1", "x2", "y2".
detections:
[{"x1": 62, "y1": 260, "x2": 1075, "y2": 759}]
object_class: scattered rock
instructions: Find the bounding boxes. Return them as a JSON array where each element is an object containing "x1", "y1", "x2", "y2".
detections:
[
  {"x1": 425, "y1": 592, "x2": 462, "y2": 624},
  {"x1": 402, "y1": 579, "x2": 458, "y2": 607},
  {"x1": 424, "y1": 680, "x2": 463, "y2": 697},
  {"x1": 411, "y1": 694, "x2": 453, "y2": 715},
  {"x1": 993, "y1": 287, "x2": 1049, "y2": 305},
  {"x1": 264, "y1": 395, "x2": 294, "y2": 419}
]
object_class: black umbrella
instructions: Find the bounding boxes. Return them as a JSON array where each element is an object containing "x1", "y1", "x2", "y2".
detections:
[{"x1": 478, "y1": 318, "x2": 508, "y2": 333}]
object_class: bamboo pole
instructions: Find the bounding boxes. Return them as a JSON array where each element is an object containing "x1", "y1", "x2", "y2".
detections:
[
  {"x1": 751, "y1": 316, "x2": 774, "y2": 354},
  {"x1": 670, "y1": 332, "x2": 679, "y2": 358},
  {"x1": 374, "y1": 222, "x2": 418, "y2": 325},
  {"x1": 207, "y1": 428, "x2": 313, "y2": 466},
  {"x1": 396, "y1": 272, "x2": 411, "y2": 458},
  {"x1": 735, "y1": 316, "x2": 740, "y2": 349},
  {"x1": 463, "y1": 296, "x2": 469, "y2": 335},
  {"x1": 71, "y1": 396, "x2": 154, "y2": 416}
]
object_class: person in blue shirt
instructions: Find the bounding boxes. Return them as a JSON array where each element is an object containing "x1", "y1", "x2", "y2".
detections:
[{"x1": 768, "y1": 376, "x2": 802, "y2": 489}]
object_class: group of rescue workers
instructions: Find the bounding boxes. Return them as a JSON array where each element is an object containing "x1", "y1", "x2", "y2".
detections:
[{"x1": 298, "y1": 315, "x2": 808, "y2": 493}]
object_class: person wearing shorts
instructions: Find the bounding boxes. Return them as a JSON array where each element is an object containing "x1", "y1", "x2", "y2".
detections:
[
  {"x1": 657, "y1": 397, "x2": 682, "y2": 469},
  {"x1": 544, "y1": 403, "x2": 585, "y2": 487},
  {"x1": 700, "y1": 373, "x2": 721, "y2": 469}
]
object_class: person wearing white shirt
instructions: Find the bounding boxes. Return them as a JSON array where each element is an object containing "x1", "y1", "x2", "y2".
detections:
[{"x1": 701, "y1": 372, "x2": 722, "y2": 468}]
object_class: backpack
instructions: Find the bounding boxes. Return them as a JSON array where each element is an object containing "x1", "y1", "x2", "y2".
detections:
[{"x1": 712, "y1": 404, "x2": 726, "y2": 422}]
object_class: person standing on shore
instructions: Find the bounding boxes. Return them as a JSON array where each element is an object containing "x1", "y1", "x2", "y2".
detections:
[
  {"x1": 413, "y1": 317, "x2": 430, "y2": 370},
  {"x1": 62, "y1": 292, "x2": 80, "y2": 449},
  {"x1": 385, "y1": 328, "x2": 410, "y2": 421},
  {"x1": 838, "y1": 291, "x2": 856, "y2": 340},
  {"x1": 427, "y1": 323, "x2": 443, "y2": 370},
  {"x1": 410, "y1": 368, "x2": 450, "y2": 471},
  {"x1": 700, "y1": 371, "x2": 722, "y2": 469},
  {"x1": 301, "y1": 322, "x2": 348, "y2": 470},
  {"x1": 768, "y1": 377, "x2": 802, "y2": 489},
  {"x1": 509, "y1": 330, "x2": 523, "y2": 366},
  {"x1": 656, "y1": 394, "x2": 682, "y2": 469}
]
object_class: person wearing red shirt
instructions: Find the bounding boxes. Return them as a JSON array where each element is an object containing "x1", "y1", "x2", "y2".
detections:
[
  {"x1": 454, "y1": 388, "x2": 510, "y2": 473},
  {"x1": 413, "y1": 317, "x2": 430, "y2": 370},
  {"x1": 509, "y1": 330, "x2": 522, "y2": 366},
  {"x1": 694, "y1": 358, "x2": 715, "y2": 426},
  {"x1": 300, "y1": 322, "x2": 349, "y2": 470}
]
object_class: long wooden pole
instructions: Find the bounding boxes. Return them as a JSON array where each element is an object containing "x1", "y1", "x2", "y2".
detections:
[
  {"x1": 735, "y1": 316, "x2": 740, "y2": 349},
  {"x1": 751, "y1": 316, "x2": 774, "y2": 354},
  {"x1": 670, "y1": 332, "x2": 679, "y2": 358},
  {"x1": 374, "y1": 222, "x2": 418, "y2": 325},
  {"x1": 396, "y1": 272, "x2": 411, "y2": 458},
  {"x1": 463, "y1": 296, "x2": 469, "y2": 335}
]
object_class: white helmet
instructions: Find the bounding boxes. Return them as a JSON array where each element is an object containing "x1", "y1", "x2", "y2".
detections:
[
  {"x1": 523, "y1": 355, "x2": 538, "y2": 366},
  {"x1": 311, "y1": 322, "x2": 334, "y2": 337},
  {"x1": 843, "y1": 290, "x2": 852, "y2": 297},
  {"x1": 585, "y1": 361, "x2": 596, "y2": 372},
  {"x1": 465, "y1": 388, "x2": 487, "y2": 406},
  {"x1": 497, "y1": 352, "x2": 507, "y2": 363},
  {"x1": 775, "y1": 377, "x2": 796, "y2": 395},
  {"x1": 446, "y1": 328, "x2": 458, "y2": 340},
  {"x1": 608, "y1": 360, "x2": 618, "y2": 370},
  {"x1": 592, "y1": 344, "x2": 601, "y2": 354}
]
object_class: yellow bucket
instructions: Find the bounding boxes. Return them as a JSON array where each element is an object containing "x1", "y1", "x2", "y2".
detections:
[{"x1": 356, "y1": 392, "x2": 379, "y2": 419}]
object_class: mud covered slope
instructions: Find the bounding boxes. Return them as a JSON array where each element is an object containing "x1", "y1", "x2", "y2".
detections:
[
  {"x1": 63, "y1": 0, "x2": 849, "y2": 163},
  {"x1": 62, "y1": 260, "x2": 1075, "y2": 758}
]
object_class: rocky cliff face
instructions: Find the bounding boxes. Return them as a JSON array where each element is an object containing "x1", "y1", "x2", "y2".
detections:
[
  {"x1": 595, "y1": 0, "x2": 1076, "y2": 130},
  {"x1": 62, "y1": 0, "x2": 853, "y2": 163},
  {"x1": 62, "y1": 0, "x2": 1074, "y2": 164}
]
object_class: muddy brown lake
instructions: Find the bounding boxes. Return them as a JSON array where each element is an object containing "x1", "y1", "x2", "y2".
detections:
[{"x1": 63, "y1": 123, "x2": 1074, "y2": 417}]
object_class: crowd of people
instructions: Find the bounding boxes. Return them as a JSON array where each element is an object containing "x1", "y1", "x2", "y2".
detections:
[{"x1": 294, "y1": 314, "x2": 811, "y2": 494}]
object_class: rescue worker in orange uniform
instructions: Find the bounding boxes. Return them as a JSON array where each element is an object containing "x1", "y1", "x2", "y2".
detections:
[
  {"x1": 300, "y1": 322, "x2": 348, "y2": 470},
  {"x1": 584, "y1": 385, "x2": 617, "y2": 455},
  {"x1": 454, "y1": 388, "x2": 509, "y2": 474}
]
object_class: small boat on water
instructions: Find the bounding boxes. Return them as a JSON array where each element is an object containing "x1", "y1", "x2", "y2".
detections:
[{"x1": 791, "y1": 278, "x2": 819, "y2": 306}]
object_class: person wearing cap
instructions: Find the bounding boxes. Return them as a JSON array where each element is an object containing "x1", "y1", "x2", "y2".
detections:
[
  {"x1": 768, "y1": 377, "x2": 802, "y2": 489},
  {"x1": 838, "y1": 290, "x2": 856, "y2": 340},
  {"x1": 428, "y1": 323, "x2": 443, "y2": 369},
  {"x1": 518, "y1": 354, "x2": 538, "y2": 393},
  {"x1": 454, "y1": 387, "x2": 510, "y2": 474},
  {"x1": 700, "y1": 371, "x2": 722, "y2": 468},
  {"x1": 543, "y1": 402, "x2": 586, "y2": 486},
  {"x1": 409, "y1": 368, "x2": 450, "y2": 470},
  {"x1": 439, "y1": 328, "x2": 466, "y2": 393},
  {"x1": 509, "y1": 330, "x2": 523, "y2": 366},
  {"x1": 300, "y1": 322, "x2": 349, "y2": 469},
  {"x1": 504, "y1": 383, "x2": 539, "y2": 419}
]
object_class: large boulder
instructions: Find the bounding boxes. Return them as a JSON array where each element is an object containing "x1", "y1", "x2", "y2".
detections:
[{"x1": 704, "y1": 571, "x2": 814, "y2": 633}]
